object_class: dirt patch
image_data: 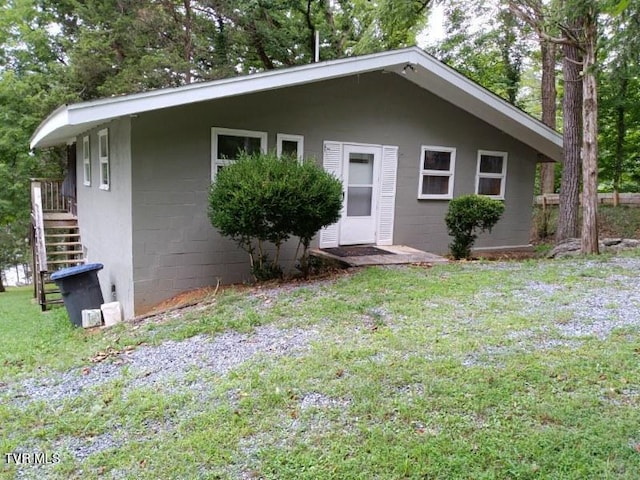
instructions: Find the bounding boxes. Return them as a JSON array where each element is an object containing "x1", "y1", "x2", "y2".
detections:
[
  {"x1": 136, "y1": 268, "x2": 354, "y2": 323},
  {"x1": 149, "y1": 286, "x2": 220, "y2": 312}
]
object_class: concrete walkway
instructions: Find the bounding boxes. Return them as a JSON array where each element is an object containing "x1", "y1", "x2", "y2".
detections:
[{"x1": 310, "y1": 245, "x2": 448, "y2": 267}]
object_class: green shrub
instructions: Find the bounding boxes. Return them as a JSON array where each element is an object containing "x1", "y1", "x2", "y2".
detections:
[
  {"x1": 445, "y1": 194, "x2": 505, "y2": 259},
  {"x1": 288, "y1": 159, "x2": 343, "y2": 276},
  {"x1": 208, "y1": 152, "x2": 342, "y2": 280}
]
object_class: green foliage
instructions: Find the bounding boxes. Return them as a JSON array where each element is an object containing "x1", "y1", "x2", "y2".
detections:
[
  {"x1": 532, "y1": 204, "x2": 640, "y2": 241},
  {"x1": 345, "y1": 0, "x2": 430, "y2": 55},
  {"x1": 0, "y1": 286, "x2": 81, "y2": 377},
  {"x1": 286, "y1": 158, "x2": 343, "y2": 276},
  {"x1": 445, "y1": 194, "x2": 505, "y2": 259},
  {"x1": 597, "y1": 7, "x2": 640, "y2": 192},
  {"x1": 0, "y1": 221, "x2": 29, "y2": 272},
  {"x1": 609, "y1": 0, "x2": 632, "y2": 15},
  {"x1": 598, "y1": 205, "x2": 640, "y2": 238},
  {"x1": 0, "y1": 1, "x2": 70, "y2": 281},
  {"x1": 430, "y1": 1, "x2": 531, "y2": 107},
  {"x1": 208, "y1": 152, "x2": 342, "y2": 280}
]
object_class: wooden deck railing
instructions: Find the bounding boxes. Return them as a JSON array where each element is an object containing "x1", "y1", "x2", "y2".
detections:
[{"x1": 31, "y1": 178, "x2": 71, "y2": 212}]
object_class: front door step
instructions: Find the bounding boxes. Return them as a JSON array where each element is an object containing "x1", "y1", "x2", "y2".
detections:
[
  {"x1": 323, "y1": 246, "x2": 394, "y2": 257},
  {"x1": 311, "y1": 245, "x2": 448, "y2": 267}
]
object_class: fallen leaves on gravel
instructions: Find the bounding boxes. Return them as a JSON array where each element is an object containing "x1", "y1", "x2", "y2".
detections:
[{"x1": 89, "y1": 344, "x2": 143, "y2": 364}]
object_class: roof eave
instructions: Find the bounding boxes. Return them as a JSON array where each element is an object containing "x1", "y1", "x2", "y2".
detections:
[
  {"x1": 29, "y1": 105, "x2": 70, "y2": 149},
  {"x1": 30, "y1": 48, "x2": 416, "y2": 149},
  {"x1": 29, "y1": 46, "x2": 562, "y2": 161}
]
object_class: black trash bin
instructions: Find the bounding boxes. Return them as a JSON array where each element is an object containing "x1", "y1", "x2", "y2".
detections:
[{"x1": 51, "y1": 263, "x2": 104, "y2": 327}]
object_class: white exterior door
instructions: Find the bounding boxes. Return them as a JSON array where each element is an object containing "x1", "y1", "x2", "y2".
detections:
[
  {"x1": 319, "y1": 142, "x2": 398, "y2": 249},
  {"x1": 339, "y1": 144, "x2": 381, "y2": 245}
]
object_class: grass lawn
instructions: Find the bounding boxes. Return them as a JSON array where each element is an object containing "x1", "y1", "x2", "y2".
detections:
[{"x1": 1, "y1": 252, "x2": 640, "y2": 479}]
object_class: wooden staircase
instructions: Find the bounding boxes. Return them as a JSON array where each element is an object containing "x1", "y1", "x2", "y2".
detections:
[{"x1": 31, "y1": 179, "x2": 85, "y2": 311}]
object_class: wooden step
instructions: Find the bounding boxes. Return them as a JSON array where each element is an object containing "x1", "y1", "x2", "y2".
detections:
[
  {"x1": 47, "y1": 250, "x2": 84, "y2": 256},
  {"x1": 47, "y1": 259, "x2": 85, "y2": 266},
  {"x1": 46, "y1": 241, "x2": 83, "y2": 247},
  {"x1": 43, "y1": 222, "x2": 79, "y2": 229},
  {"x1": 43, "y1": 212, "x2": 76, "y2": 221},
  {"x1": 45, "y1": 233, "x2": 81, "y2": 239},
  {"x1": 43, "y1": 298, "x2": 64, "y2": 306}
]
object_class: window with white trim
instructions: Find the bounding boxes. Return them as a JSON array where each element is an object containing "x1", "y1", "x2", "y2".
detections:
[
  {"x1": 82, "y1": 136, "x2": 91, "y2": 186},
  {"x1": 417, "y1": 146, "x2": 456, "y2": 199},
  {"x1": 475, "y1": 150, "x2": 507, "y2": 199},
  {"x1": 211, "y1": 127, "x2": 267, "y2": 179},
  {"x1": 276, "y1": 133, "x2": 304, "y2": 161},
  {"x1": 98, "y1": 129, "x2": 110, "y2": 190}
]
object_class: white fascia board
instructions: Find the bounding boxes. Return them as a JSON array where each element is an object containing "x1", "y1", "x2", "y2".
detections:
[
  {"x1": 70, "y1": 52, "x2": 409, "y2": 124},
  {"x1": 31, "y1": 48, "x2": 413, "y2": 148},
  {"x1": 29, "y1": 105, "x2": 70, "y2": 149}
]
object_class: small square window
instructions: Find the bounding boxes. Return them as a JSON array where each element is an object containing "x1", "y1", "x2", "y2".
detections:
[
  {"x1": 276, "y1": 134, "x2": 304, "y2": 162},
  {"x1": 82, "y1": 136, "x2": 91, "y2": 186},
  {"x1": 476, "y1": 150, "x2": 507, "y2": 199},
  {"x1": 417, "y1": 146, "x2": 456, "y2": 199},
  {"x1": 98, "y1": 129, "x2": 110, "y2": 191}
]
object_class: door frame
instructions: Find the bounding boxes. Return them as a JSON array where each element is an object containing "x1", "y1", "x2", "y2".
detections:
[
  {"x1": 320, "y1": 141, "x2": 398, "y2": 249},
  {"x1": 339, "y1": 143, "x2": 382, "y2": 245}
]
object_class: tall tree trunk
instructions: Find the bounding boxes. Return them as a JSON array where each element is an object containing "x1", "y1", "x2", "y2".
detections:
[
  {"x1": 214, "y1": 16, "x2": 229, "y2": 69},
  {"x1": 183, "y1": 0, "x2": 193, "y2": 83},
  {"x1": 305, "y1": 0, "x2": 315, "y2": 59},
  {"x1": 320, "y1": 0, "x2": 342, "y2": 55},
  {"x1": 250, "y1": 19, "x2": 275, "y2": 70},
  {"x1": 540, "y1": 40, "x2": 557, "y2": 193},
  {"x1": 581, "y1": 15, "x2": 599, "y2": 254},
  {"x1": 0, "y1": 273, "x2": 5, "y2": 293},
  {"x1": 556, "y1": 35, "x2": 582, "y2": 242},
  {"x1": 613, "y1": 75, "x2": 628, "y2": 195}
]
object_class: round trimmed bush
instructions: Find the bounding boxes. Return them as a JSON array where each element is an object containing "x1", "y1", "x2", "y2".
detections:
[
  {"x1": 445, "y1": 194, "x2": 505, "y2": 259},
  {"x1": 208, "y1": 151, "x2": 342, "y2": 279}
]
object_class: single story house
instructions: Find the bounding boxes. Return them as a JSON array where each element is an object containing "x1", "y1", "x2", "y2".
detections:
[{"x1": 31, "y1": 46, "x2": 562, "y2": 320}]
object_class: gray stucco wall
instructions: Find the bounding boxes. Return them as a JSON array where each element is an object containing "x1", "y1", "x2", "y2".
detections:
[
  {"x1": 76, "y1": 117, "x2": 134, "y2": 319},
  {"x1": 130, "y1": 71, "x2": 538, "y2": 313}
]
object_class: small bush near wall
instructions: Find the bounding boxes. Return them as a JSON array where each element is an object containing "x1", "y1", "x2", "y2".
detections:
[
  {"x1": 208, "y1": 152, "x2": 342, "y2": 280},
  {"x1": 445, "y1": 195, "x2": 505, "y2": 260}
]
